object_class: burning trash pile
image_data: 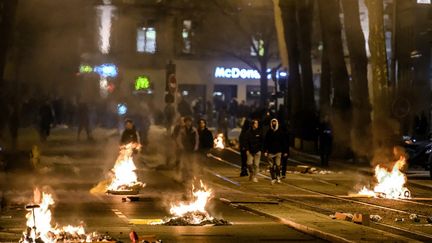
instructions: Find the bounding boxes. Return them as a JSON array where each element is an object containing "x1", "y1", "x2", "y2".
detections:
[
  {"x1": 357, "y1": 156, "x2": 411, "y2": 199},
  {"x1": 91, "y1": 143, "x2": 145, "y2": 195},
  {"x1": 213, "y1": 133, "x2": 225, "y2": 149},
  {"x1": 20, "y1": 188, "x2": 116, "y2": 243},
  {"x1": 155, "y1": 181, "x2": 230, "y2": 226}
]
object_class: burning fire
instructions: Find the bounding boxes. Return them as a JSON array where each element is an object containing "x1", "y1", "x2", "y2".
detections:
[
  {"x1": 20, "y1": 188, "x2": 87, "y2": 243},
  {"x1": 155, "y1": 181, "x2": 214, "y2": 225},
  {"x1": 214, "y1": 133, "x2": 225, "y2": 149},
  {"x1": 106, "y1": 143, "x2": 145, "y2": 193},
  {"x1": 358, "y1": 156, "x2": 411, "y2": 199}
]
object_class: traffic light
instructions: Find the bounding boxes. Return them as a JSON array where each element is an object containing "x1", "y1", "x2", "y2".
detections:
[{"x1": 165, "y1": 60, "x2": 176, "y2": 92}]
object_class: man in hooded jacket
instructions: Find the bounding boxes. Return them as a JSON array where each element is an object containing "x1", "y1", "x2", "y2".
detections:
[
  {"x1": 245, "y1": 119, "x2": 263, "y2": 182},
  {"x1": 264, "y1": 118, "x2": 288, "y2": 184}
]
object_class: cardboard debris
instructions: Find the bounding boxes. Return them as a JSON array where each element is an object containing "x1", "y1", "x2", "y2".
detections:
[{"x1": 353, "y1": 213, "x2": 370, "y2": 226}]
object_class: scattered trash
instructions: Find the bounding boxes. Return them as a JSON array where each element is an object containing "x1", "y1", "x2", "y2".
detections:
[
  {"x1": 394, "y1": 218, "x2": 405, "y2": 222},
  {"x1": 409, "y1": 214, "x2": 420, "y2": 223},
  {"x1": 370, "y1": 214, "x2": 382, "y2": 222},
  {"x1": 334, "y1": 212, "x2": 353, "y2": 222},
  {"x1": 353, "y1": 213, "x2": 370, "y2": 226}
]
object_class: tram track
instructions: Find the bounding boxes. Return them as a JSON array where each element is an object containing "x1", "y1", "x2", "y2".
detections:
[{"x1": 207, "y1": 150, "x2": 432, "y2": 242}]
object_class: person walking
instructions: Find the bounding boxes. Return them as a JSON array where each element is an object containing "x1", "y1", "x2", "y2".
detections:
[
  {"x1": 238, "y1": 119, "x2": 250, "y2": 177},
  {"x1": 264, "y1": 118, "x2": 288, "y2": 184},
  {"x1": 197, "y1": 118, "x2": 213, "y2": 152},
  {"x1": 38, "y1": 99, "x2": 54, "y2": 142},
  {"x1": 245, "y1": 119, "x2": 263, "y2": 182},
  {"x1": 319, "y1": 115, "x2": 333, "y2": 166}
]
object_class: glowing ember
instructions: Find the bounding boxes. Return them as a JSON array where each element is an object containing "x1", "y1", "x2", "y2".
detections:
[
  {"x1": 358, "y1": 156, "x2": 411, "y2": 199},
  {"x1": 106, "y1": 143, "x2": 145, "y2": 193},
  {"x1": 214, "y1": 133, "x2": 225, "y2": 149},
  {"x1": 20, "y1": 188, "x2": 90, "y2": 243}
]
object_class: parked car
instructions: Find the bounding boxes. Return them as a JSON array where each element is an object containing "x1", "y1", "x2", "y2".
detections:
[{"x1": 402, "y1": 136, "x2": 432, "y2": 178}]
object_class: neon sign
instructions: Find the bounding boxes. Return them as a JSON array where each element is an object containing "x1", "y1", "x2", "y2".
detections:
[
  {"x1": 79, "y1": 64, "x2": 93, "y2": 73},
  {"x1": 214, "y1": 66, "x2": 287, "y2": 80},
  {"x1": 134, "y1": 76, "x2": 151, "y2": 90},
  {"x1": 94, "y1": 63, "x2": 118, "y2": 77}
]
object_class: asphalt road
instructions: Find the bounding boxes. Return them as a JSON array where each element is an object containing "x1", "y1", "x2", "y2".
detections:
[{"x1": 0, "y1": 127, "x2": 324, "y2": 242}]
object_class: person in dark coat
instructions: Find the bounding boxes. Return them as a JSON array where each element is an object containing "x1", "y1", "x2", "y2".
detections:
[
  {"x1": 77, "y1": 101, "x2": 93, "y2": 141},
  {"x1": 245, "y1": 119, "x2": 263, "y2": 182},
  {"x1": 238, "y1": 119, "x2": 250, "y2": 177},
  {"x1": 264, "y1": 118, "x2": 288, "y2": 184},
  {"x1": 178, "y1": 116, "x2": 199, "y2": 182},
  {"x1": 38, "y1": 100, "x2": 54, "y2": 142},
  {"x1": 120, "y1": 118, "x2": 140, "y2": 146},
  {"x1": 197, "y1": 118, "x2": 213, "y2": 152},
  {"x1": 319, "y1": 115, "x2": 333, "y2": 166}
]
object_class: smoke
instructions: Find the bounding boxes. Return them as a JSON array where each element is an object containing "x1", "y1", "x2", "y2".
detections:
[{"x1": 96, "y1": 3, "x2": 115, "y2": 54}]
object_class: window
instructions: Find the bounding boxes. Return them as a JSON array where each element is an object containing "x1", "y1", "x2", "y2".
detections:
[
  {"x1": 137, "y1": 27, "x2": 156, "y2": 53},
  {"x1": 250, "y1": 37, "x2": 264, "y2": 56},
  {"x1": 417, "y1": 0, "x2": 431, "y2": 4},
  {"x1": 182, "y1": 20, "x2": 193, "y2": 54}
]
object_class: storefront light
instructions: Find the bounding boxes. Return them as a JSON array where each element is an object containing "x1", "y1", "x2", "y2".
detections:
[{"x1": 94, "y1": 63, "x2": 118, "y2": 77}]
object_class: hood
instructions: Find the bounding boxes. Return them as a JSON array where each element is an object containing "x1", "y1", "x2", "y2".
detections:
[{"x1": 270, "y1": 118, "x2": 279, "y2": 131}]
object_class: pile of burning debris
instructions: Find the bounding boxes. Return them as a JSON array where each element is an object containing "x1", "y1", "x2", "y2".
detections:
[
  {"x1": 91, "y1": 143, "x2": 146, "y2": 195},
  {"x1": 357, "y1": 156, "x2": 411, "y2": 199},
  {"x1": 155, "y1": 181, "x2": 231, "y2": 226},
  {"x1": 20, "y1": 188, "x2": 116, "y2": 243}
]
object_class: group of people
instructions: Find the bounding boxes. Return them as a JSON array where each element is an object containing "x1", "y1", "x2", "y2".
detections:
[{"x1": 239, "y1": 118, "x2": 290, "y2": 184}]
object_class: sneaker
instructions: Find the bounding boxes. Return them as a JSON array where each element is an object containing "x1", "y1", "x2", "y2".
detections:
[
  {"x1": 277, "y1": 178, "x2": 282, "y2": 184},
  {"x1": 271, "y1": 179, "x2": 276, "y2": 185},
  {"x1": 252, "y1": 177, "x2": 258, "y2": 183},
  {"x1": 281, "y1": 175, "x2": 286, "y2": 179},
  {"x1": 240, "y1": 171, "x2": 249, "y2": 177}
]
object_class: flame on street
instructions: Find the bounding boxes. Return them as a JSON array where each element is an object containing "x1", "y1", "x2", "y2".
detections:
[
  {"x1": 91, "y1": 143, "x2": 145, "y2": 194},
  {"x1": 214, "y1": 133, "x2": 225, "y2": 149},
  {"x1": 152, "y1": 180, "x2": 215, "y2": 225},
  {"x1": 358, "y1": 156, "x2": 411, "y2": 199},
  {"x1": 20, "y1": 188, "x2": 86, "y2": 243}
]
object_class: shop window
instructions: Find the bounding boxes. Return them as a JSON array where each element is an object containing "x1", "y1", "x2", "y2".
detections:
[
  {"x1": 182, "y1": 20, "x2": 193, "y2": 54},
  {"x1": 137, "y1": 27, "x2": 156, "y2": 53}
]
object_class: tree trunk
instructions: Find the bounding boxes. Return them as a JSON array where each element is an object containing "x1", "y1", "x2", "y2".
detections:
[
  {"x1": 0, "y1": 0, "x2": 19, "y2": 86},
  {"x1": 394, "y1": 0, "x2": 415, "y2": 134},
  {"x1": 259, "y1": 62, "x2": 268, "y2": 108},
  {"x1": 342, "y1": 0, "x2": 372, "y2": 158},
  {"x1": 280, "y1": 0, "x2": 302, "y2": 136},
  {"x1": 296, "y1": 0, "x2": 315, "y2": 113},
  {"x1": 318, "y1": 0, "x2": 352, "y2": 157},
  {"x1": 366, "y1": 0, "x2": 395, "y2": 153},
  {"x1": 319, "y1": 41, "x2": 331, "y2": 116}
]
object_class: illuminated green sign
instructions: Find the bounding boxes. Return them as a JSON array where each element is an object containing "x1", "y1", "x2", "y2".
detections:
[
  {"x1": 135, "y1": 76, "x2": 151, "y2": 90},
  {"x1": 79, "y1": 65, "x2": 93, "y2": 73}
]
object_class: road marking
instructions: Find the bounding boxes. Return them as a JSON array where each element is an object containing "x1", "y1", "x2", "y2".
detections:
[
  {"x1": 111, "y1": 209, "x2": 128, "y2": 220},
  {"x1": 129, "y1": 218, "x2": 164, "y2": 225}
]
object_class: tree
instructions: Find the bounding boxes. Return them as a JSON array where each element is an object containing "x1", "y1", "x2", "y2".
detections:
[
  {"x1": 0, "y1": 0, "x2": 18, "y2": 87},
  {"x1": 341, "y1": 0, "x2": 372, "y2": 158},
  {"x1": 202, "y1": 0, "x2": 279, "y2": 108},
  {"x1": 279, "y1": 0, "x2": 316, "y2": 140},
  {"x1": 318, "y1": 0, "x2": 352, "y2": 156},
  {"x1": 366, "y1": 0, "x2": 396, "y2": 152}
]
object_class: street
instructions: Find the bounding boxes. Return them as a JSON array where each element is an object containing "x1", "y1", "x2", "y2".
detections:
[{"x1": 2, "y1": 126, "x2": 432, "y2": 242}]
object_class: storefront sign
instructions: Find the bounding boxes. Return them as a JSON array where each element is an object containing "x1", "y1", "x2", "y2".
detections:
[
  {"x1": 214, "y1": 66, "x2": 260, "y2": 79},
  {"x1": 214, "y1": 66, "x2": 287, "y2": 80}
]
